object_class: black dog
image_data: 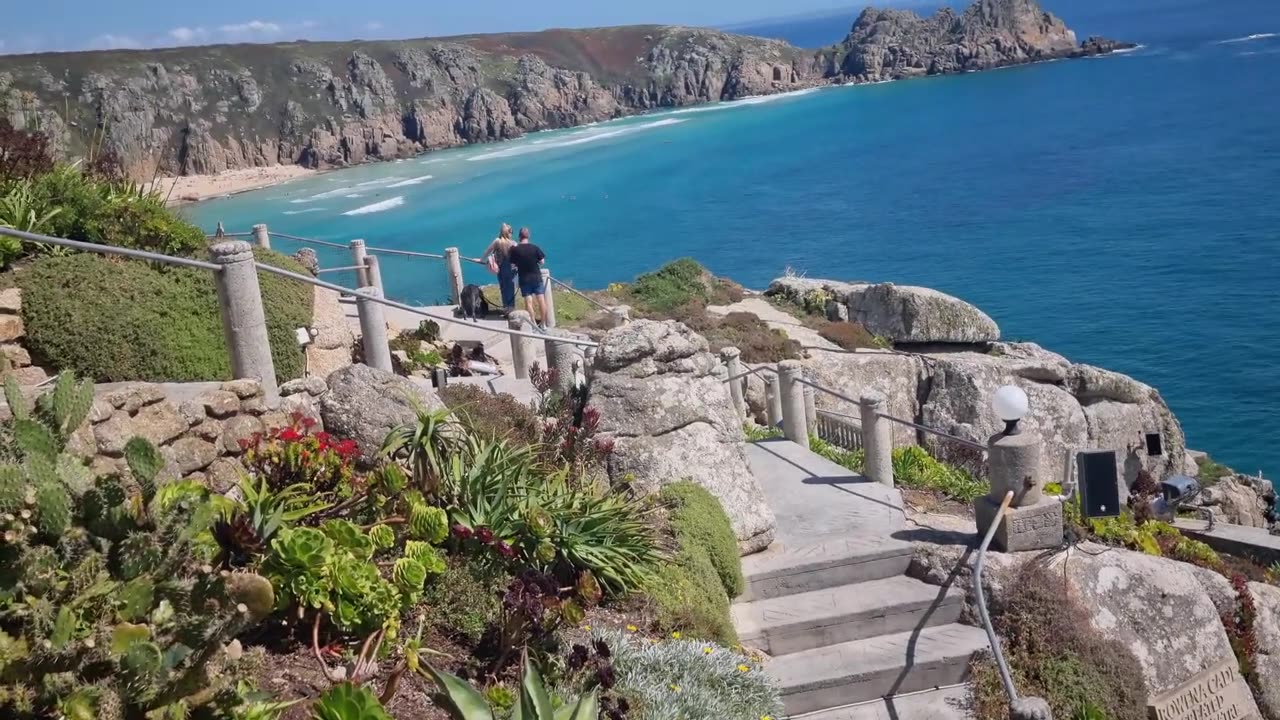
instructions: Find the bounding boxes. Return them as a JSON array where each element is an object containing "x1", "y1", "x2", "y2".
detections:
[{"x1": 459, "y1": 284, "x2": 491, "y2": 323}]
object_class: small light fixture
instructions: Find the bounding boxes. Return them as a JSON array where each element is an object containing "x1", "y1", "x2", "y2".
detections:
[
  {"x1": 294, "y1": 327, "x2": 316, "y2": 348},
  {"x1": 992, "y1": 385, "x2": 1029, "y2": 436}
]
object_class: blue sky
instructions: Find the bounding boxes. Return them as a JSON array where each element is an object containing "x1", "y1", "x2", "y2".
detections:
[{"x1": 0, "y1": 0, "x2": 905, "y2": 55}]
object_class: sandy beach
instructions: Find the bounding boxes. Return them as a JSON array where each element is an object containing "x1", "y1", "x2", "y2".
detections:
[{"x1": 147, "y1": 165, "x2": 315, "y2": 205}]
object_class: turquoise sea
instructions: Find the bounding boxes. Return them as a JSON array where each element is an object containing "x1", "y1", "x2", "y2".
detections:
[{"x1": 191, "y1": 0, "x2": 1280, "y2": 478}]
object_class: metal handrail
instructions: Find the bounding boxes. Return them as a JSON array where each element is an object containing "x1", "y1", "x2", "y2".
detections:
[
  {"x1": 723, "y1": 365, "x2": 777, "y2": 384},
  {"x1": 816, "y1": 407, "x2": 862, "y2": 424},
  {"x1": 3, "y1": 227, "x2": 223, "y2": 272},
  {"x1": 549, "y1": 276, "x2": 616, "y2": 313},
  {"x1": 975, "y1": 490, "x2": 1018, "y2": 704},
  {"x1": 269, "y1": 232, "x2": 348, "y2": 250},
  {"x1": 267, "y1": 231, "x2": 485, "y2": 264},
  {"x1": 253, "y1": 262, "x2": 599, "y2": 348}
]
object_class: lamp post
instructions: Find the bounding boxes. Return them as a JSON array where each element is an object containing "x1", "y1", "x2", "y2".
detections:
[{"x1": 975, "y1": 384, "x2": 1063, "y2": 552}]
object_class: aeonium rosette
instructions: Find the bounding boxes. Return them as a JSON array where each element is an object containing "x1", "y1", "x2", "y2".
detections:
[{"x1": 240, "y1": 413, "x2": 361, "y2": 497}]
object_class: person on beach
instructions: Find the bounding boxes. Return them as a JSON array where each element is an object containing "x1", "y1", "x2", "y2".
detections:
[
  {"x1": 508, "y1": 227, "x2": 549, "y2": 329},
  {"x1": 482, "y1": 224, "x2": 517, "y2": 313}
]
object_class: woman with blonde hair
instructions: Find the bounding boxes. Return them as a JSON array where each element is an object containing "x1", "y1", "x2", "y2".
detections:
[{"x1": 482, "y1": 223, "x2": 517, "y2": 314}]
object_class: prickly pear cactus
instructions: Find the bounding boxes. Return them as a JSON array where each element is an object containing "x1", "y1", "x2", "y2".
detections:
[{"x1": 0, "y1": 373, "x2": 274, "y2": 719}]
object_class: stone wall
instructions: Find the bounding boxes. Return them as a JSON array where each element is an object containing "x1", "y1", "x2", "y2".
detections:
[
  {"x1": 0, "y1": 288, "x2": 53, "y2": 386},
  {"x1": 58, "y1": 377, "x2": 328, "y2": 492}
]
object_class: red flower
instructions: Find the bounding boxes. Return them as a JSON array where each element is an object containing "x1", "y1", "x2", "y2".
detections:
[
  {"x1": 290, "y1": 411, "x2": 304, "y2": 423},
  {"x1": 301, "y1": 417, "x2": 318, "y2": 429},
  {"x1": 495, "y1": 541, "x2": 516, "y2": 558},
  {"x1": 279, "y1": 428, "x2": 303, "y2": 442},
  {"x1": 315, "y1": 432, "x2": 332, "y2": 446},
  {"x1": 237, "y1": 437, "x2": 252, "y2": 450},
  {"x1": 452, "y1": 524, "x2": 473, "y2": 540},
  {"x1": 336, "y1": 440, "x2": 359, "y2": 458},
  {"x1": 476, "y1": 527, "x2": 494, "y2": 544}
]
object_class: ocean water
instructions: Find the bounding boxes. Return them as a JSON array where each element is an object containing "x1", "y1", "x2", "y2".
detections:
[{"x1": 190, "y1": 0, "x2": 1280, "y2": 478}]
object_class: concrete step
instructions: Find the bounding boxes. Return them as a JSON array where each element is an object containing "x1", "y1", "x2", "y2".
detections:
[
  {"x1": 733, "y1": 576, "x2": 964, "y2": 656},
  {"x1": 790, "y1": 685, "x2": 973, "y2": 720},
  {"x1": 770, "y1": 623, "x2": 988, "y2": 717},
  {"x1": 740, "y1": 535, "x2": 914, "y2": 602}
]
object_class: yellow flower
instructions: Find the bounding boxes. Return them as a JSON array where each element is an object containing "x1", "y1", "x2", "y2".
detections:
[
  {"x1": 762, "y1": 716, "x2": 774, "y2": 720},
  {"x1": 582, "y1": 625, "x2": 591, "y2": 631},
  {"x1": 671, "y1": 631, "x2": 682, "y2": 639},
  {"x1": 626, "y1": 625, "x2": 638, "y2": 632},
  {"x1": 670, "y1": 684, "x2": 681, "y2": 693},
  {"x1": 703, "y1": 647, "x2": 714, "y2": 655},
  {"x1": 738, "y1": 664, "x2": 751, "y2": 673}
]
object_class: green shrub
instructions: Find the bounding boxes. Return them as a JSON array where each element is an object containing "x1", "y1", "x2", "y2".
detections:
[
  {"x1": 422, "y1": 555, "x2": 511, "y2": 645},
  {"x1": 891, "y1": 446, "x2": 986, "y2": 503},
  {"x1": 660, "y1": 482, "x2": 744, "y2": 598},
  {"x1": 440, "y1": 384, "x2": 542, "y2": 448},
  {"x1": 628, "y1": 259, "x2": 741, "y2": 315},
  {"x1": 591, "y1": 629, "x2": 782, "y2": 720},
  {"x1": 17, "y1": 249, "x2": 312, "y2": 382},
  {"x1": 809, "y1": 435, "x2": 865, "y2": 474},
  {"x1": 1195, "y1": 454, "x2": 1234, "y2": 486},
  {"x1": 816, "y1": 320, "x2": 884, "y2": 351},
  {"x1": 970, "y1": 564, "x2": 1148, "y2": 720}
]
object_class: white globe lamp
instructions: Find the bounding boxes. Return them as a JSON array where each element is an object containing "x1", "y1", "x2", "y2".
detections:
[{"x1": 992, "y1": 385, "x2": 1029, "y2": 435}]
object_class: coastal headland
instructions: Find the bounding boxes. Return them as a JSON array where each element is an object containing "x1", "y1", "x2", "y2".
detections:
[{"x1": 0, "y1": 0, "x2": 1131, "y2": 188}]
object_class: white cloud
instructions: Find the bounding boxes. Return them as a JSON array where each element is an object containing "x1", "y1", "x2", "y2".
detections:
[
  {"x1": 91, "y1": 34, "x2": 141, "y2": 49},
  {"x1": 365, "y1": 21, "x2": 384, "y2": 31},
  {"x1": 219, "y1": 20, "x2": 283, "y2": 36},
  {"x1": 168, "y1": 26, "x2": 209, "y2": 44}
]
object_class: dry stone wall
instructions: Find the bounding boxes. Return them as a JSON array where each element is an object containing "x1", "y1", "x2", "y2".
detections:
[{"x1": 0, "y1": 288, "x2": 53, "y2": 387}]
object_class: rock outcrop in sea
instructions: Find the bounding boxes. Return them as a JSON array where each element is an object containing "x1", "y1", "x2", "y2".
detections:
[{"x1": 0, "y1": 0, "x2": 1131, "y2": 179}]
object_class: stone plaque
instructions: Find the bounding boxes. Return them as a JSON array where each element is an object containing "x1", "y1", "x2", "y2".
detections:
[
  {"x1": 1147, "y1": 658, "x2": 1260, "y2": 720},
  {"x1": 974, "y1": 496, "x2": 1063, "y2": 552}
]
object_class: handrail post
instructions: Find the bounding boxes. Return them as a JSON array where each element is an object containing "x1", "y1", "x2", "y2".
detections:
[
  {"x1": 720, "y1": 347, "x2": 746, "y2": 422},
  {"x1": 508, "y1": 310, "x2": 537, "y2": 379},
  {"x1": 364, "y1": 254, "x2": 385, "y2": 298},
  {"x1": 444, "y1": 247, "x2": 464, "y2": 304},
  {"x1": 543, "y1": 328, "x2": 581, "y2": 394},
  {"x1": 540, "y1": 269, "x2": 557, "y2": 328},
  {"x1": 350, "y1": 239, "x2": 370, "y2": 288},
  {"x1": 355, "y1": 286, "x2": 393, "y2": 373},
  {"x1": 766, "y1": 373, "x2": 783, "y2": 428},
  {"x1": 804, "y1": 385, "x2": 817, "y2": 428},
  {"x1": 860, "y1": 390, "x2": 893, "y2": 486},
  {"x1": 583, "y1": 345, "x2": 597, "y2": 381},
  {"x1": 778, "y1": 360, "x2": 808, "y2": 445},
  {"x1": 252, "y1": 223, "x2": 270, "y2": 249},
  {"x1": 210, "y1": 241, "x2": 278, "y2": 400}
]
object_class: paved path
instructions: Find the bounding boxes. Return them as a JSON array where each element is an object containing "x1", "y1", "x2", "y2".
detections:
[
  {"x1": 1174, "y1": 518, "x2": 1280, "y2": 565},
  {"x1": 708, "y1": 297, "x2": 840, "y2": 351},
  {"x1": 737, "y1": 439, "x2": 981, "y2": 719}
]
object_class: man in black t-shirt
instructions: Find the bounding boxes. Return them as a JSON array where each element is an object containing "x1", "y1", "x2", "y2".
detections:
[{"x1": 508, "y1": 227, "x2": 549, "y2": 328}]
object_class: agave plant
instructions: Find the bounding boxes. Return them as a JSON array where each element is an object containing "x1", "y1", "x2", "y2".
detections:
[
  {"x1": 0, "y1": 179, "x2": 60, "y2": 234},
  {"x1": 426, "y1": 652, "x2": 599, "y2": 720},
  {"x1": 381, "y1": 405, "x2": 464, "y2": 499},
  {"x1": 215, "y1": 474, "x2": 332, "y2": 563}
]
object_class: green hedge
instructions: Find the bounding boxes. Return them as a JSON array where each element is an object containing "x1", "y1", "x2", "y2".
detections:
[
  {"x1": 18, "y1": 249, "x2": 312, "y2": 383},
  {"x1": 650, "y1": 482, "x2": 744, "y2": 644}
]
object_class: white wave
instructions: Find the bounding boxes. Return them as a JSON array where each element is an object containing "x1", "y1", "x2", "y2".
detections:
[
  {"x1": 1110, "y1": 44, "x2": 1145, "y2": 55},
  {"x1": 1218, "y1": 33, "x2": 1278, "y2": 44},
  {"x1": 282, "y1": 207, "x2": 325, "y2": 215},
  {"x1": 730, "y1": 87, "x2": 822, "y2": 106},
  {"x1": 343, "y1": 193, "x2": 364, "y2": 198},
  {"x1": 387, "y1": 174, "x2": 434, "y2": 188},
  {"x1": 356, "y1": 177, "x2": 404, "y2": 187},
  {"x1": 1240, "y1": 47, "x2": 1280, "y2": 56},
  {"x1": 342, "y1": 196, "x2": 405, "y2": 216},
  {"x1": 290, "y1": 185, "x2": 360, "y2": 203},
  {"x1": 467, "y1": 118, "x2": 687, "y2": 162}
]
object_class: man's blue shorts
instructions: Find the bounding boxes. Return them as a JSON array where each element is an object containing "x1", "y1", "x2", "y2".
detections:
[{"x1": 520, "y1": 277, "x2": 545, "y2": 297}]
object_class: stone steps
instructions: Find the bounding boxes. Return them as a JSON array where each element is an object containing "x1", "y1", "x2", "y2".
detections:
[
  {"x1": 770, "y1": 623, "x2": 989, "y2": 717},
  {"x1": 790, "y1": 685, "x2": 973, "y2": 720},
  {"x1": 733, "y1": 575, "x2": 964, "y2": 656},
  {"x1": 740, "y1": 535, "x2": 914, "y2": 602}
]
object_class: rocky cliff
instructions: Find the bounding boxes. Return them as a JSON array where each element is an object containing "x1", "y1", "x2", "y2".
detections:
[{"x1": 0, "y1": 0, "x2": 1129, "y2": 178}]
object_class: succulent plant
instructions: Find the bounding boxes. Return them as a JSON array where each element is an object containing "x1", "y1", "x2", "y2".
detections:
[{"x1": 311, "y1": 683, "x2": 394, "y2": 720}]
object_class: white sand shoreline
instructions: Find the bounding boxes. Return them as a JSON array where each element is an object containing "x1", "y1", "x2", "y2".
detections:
[{"x1": 146, "y1": 165, "x2": 316, "y2": 206}]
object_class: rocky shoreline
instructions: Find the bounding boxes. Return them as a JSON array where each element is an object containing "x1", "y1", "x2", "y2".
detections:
[{"x1": 0, "y1": 0, "x2": 1133, "y2": 180}]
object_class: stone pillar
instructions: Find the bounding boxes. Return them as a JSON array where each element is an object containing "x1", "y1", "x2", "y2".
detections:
[
  {"x1": 364, "y1": 254, "x2": 385, "y2": 298},
  {"x1": 355, "y1": 287, "x2": 393, "y2": 373},
  {"x1": 210, "y1": 241, "x2": 278, "y2": 399},
  {"x1": 508, "y1": 310, "x2": 537, "y2": 380},
  {"x1": 804, "y1": 385, "x2": 817, "y2": 428},
  {"x1": 350, "y1": 239, "x2": 370, "y2": 288},
  {"x1": 860, "y1": 391, "x2": 893, "y2": 487},
  {"x1": 251, "y1": 223, "x2": 270, "y2": 249},
  {"x1": 608, "y1": 305, "x2": 631, "y2": 328},
  {"x1": 778, "y1": 360, "x2": 808, "y2": 445},
  {"x1": 720, "y1": 347, "x2": 745, "y2": 422},
  {"x1": 766, "y1": 374, "x2": 784, "y2": 428},
  {"x1": 541, "y1": 268, "x2": 557, "y2": 328},
  {"x1": 444, "y1": 247, "x2": 464, "y2": 304},
  {"x1": 1010, "y1": 697, "x2": 1053, "y2": 720},
  {"x1": 976, "y1": 426, "x2": 1063, "y2": 552},
  {"x1": 583, "y1": 345, "x2": 597, "y2": 381},
  {"x1": 543, "y1": 328, "x2": 583, "y2": 394}
]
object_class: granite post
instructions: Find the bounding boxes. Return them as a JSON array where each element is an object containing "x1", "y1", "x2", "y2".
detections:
[
  {"x1": 364, "y1": 254, "x2": 386, "y2": 298},
  {"x1": 444, "y1": 247, "x2": 464, "y2": 304},
  {"x1": 778, "y1": 360, "x2": 809, "y2": 445},
  {"x1": 210, "y1": 241, "x2": 278, "y2": 400},
  {"x1": 349, "y1": 239, "x2": 370, "y2": 288},
  {"x1": 541, "y1": 268, "x2": 557, "y2": 328},
  {"x1": 766, "y1": 373, "x2": 784, "y2": 428},
  {"x1": 251, "y1": 223, "x2": 270, "y2": 249},
  {"x1": 975, "y1": 423, "x2": 1064, "y2": 552},
  {"x1": 543, "y1": 328, "x2": 583, "y2": 394},
  {"x1": 804, "y1": 385, "x2": 817, "y2": 428},
  {"x1": 508, "y1": 310, "x2": 537, "y2": 379},
  {"x1": 720, "y1": 347, "x2": 746, "y2": 422},
  {"x1": 860, "y1": 390, "x2": 893, "y2": 487},
  {"x1": 355, "y1": 287, "x2": 393, "y2": 373}
]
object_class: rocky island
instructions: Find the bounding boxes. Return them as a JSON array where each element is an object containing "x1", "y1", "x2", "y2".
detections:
[{"x1": 0, "y1": 0, "x2": 1132, "y2": 180}]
